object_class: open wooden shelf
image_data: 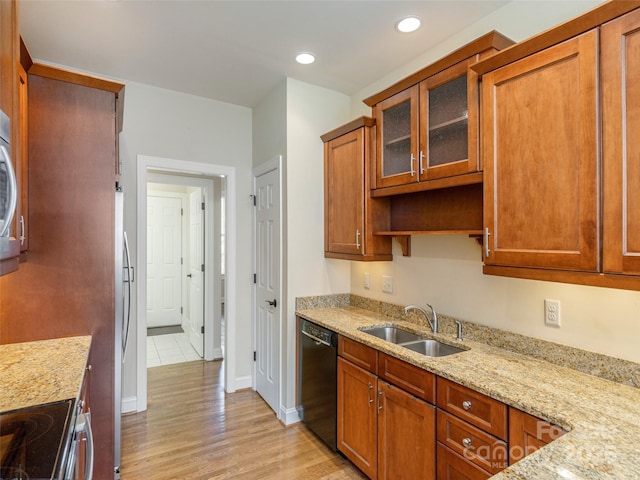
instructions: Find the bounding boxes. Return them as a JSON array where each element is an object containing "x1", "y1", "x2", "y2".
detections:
[{"x1": 375, "y1": 230, "x2": 483, "y2": 256}]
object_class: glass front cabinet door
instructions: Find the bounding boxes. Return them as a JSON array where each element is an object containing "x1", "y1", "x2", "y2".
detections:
[
  {"x1": 373, "y1": 57, "x2": 480, "y2": 189},
  {"x1": 375, "y1": 86, "x2": 419, "y2": 188},
  {"x1": 421, "y1": 59, "x2": 478, "y2": 180}
]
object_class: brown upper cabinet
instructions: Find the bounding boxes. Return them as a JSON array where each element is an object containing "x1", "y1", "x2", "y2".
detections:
[
  {"x1": 322, "y1": 117, "x2": 392, "y2": 261},
  {"x1": 602, "y1": 8, "x2": 640, "y2": 276},
  {"x1": 481, "y1": 30, "x2": 599, "y2": 272},
  {"x1": 364, "y1": 32, "x2": 514, "y2": 196},
  {"x1": 474, "y1": 0, "x2": 640, "y2": 290}
]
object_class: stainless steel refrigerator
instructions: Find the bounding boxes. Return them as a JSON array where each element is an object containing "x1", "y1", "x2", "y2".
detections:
[{"x1": 114, "y1": 185, "x2": 132, "y2": 479}]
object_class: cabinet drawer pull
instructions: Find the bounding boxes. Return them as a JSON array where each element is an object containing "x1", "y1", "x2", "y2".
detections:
[
  {"x1": 462, "y1": 437, "x2": 472, "y2": 448},
  {"x1": 462, "y1": 400, "x2": 472, "y2": 411}
]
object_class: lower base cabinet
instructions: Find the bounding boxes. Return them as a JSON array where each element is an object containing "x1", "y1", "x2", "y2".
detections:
[
  {"x1": 337, "y1": 356, "x2": 378, "y2": 478},
  {"x1": 337, "y1": 337, "x2": 436, "y2": 480},
  {"x1": 336, "y1": 336, "x2": 564, "y2": 479},
  {"x1": 378, "y1": 381, "x2": 435, "y2": 480}
]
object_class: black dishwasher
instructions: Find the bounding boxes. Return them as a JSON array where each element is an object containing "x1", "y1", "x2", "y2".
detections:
[{"x1": 298, "y1": 318, "x2": 338, "y2": 451}]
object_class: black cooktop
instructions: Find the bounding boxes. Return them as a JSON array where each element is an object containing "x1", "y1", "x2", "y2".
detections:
[{"x1": 0, "y1": 399, "x2": 74, "y2": 480}]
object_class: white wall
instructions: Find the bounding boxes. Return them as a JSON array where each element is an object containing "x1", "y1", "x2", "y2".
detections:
[
  {"x1": 283, "y1": 78, "x2": 352, "y2": 410},
  {"x1": 119, "y1": 81, "x2": 253, "y2": 403},
  {"x1": 347, "y1": 0, "x2": 640, "y2": 364}
]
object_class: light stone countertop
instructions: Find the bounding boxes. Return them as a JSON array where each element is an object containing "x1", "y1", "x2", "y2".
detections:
[
  {"x1": 296, "y1": 305, "x2": 640, "y2": 480},
  {"x1": 0, "y1": 335, "x2": 91, "y2": 412}
]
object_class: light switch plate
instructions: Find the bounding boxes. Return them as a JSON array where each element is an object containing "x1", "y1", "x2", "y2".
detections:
[
  {"x1": 363, "y1": 272, "x2": 370, "y2": 289},
  {"x1": 382, "y1": 275, "x2": 393, "y2": 293}
]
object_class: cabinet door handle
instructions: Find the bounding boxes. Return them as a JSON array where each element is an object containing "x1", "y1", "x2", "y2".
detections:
[
  {"x1": 484, "y1": 228, "x2": 491, "y2": 258},
  {"x1": 19, "y1": 215, "x2": 25, "y2": 245},
  {"x1": 355, "y1": 229, "x2": 361, "y2": 250},
  {"x1": 377, "y1": 390, "x2": 383, "y2": 413},
  {"x1": 410, "y1": 153, "x2": 416, "y2": 177},
  {"x1": 419, "y1": 151, "x2": 425, "y2": 174},
  {"x1": 368, "y1": 383, "x2": 374, "y2": 406}
]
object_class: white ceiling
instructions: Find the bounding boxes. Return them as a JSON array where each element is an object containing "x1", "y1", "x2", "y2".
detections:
[{"x1": 19, "y1": 1, "x2": 510, "y2": 108}]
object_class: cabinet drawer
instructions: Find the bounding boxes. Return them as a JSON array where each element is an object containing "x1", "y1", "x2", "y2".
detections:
[
  {"x1": 378, "y1": 352, "x2": 435, "y2": 403},
  {"x1": 436, "y1": 377, "x2": 507, "y2": 439},
  {"x1": 338, "y1": 336, "x2": 378, "y2": 373},
  {"x1": 436, "y1": 443, "x2": 492, "y2": 480},
  {"x1": 437, "y1": 410, "x2": 507, "y2": 474}
]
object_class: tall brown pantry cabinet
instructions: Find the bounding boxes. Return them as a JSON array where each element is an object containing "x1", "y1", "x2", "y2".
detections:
[{"x1": 0, "y1": 65, "x2": 124, "y2": 479}]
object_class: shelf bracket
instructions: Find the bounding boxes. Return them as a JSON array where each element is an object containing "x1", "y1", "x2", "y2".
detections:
[
  {"x1": 394, "y1": 235, "x2": 411, "y2": 256},
  {"x1": 469, "y1": 234, "x2": 483, "y2": 247}
]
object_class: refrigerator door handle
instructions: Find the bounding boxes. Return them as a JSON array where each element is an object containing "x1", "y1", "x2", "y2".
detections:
[{"x1": 122, "y1": 231, "x2": 132, "y2": 361}]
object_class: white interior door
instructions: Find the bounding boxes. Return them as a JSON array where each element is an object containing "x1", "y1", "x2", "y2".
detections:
[
  {"x1": 187, "y1": 188, "x2": 205, "y2": 357},
  {"x1": 147, "y1": 195, "x2": 183, "y2": 328},
  {"x1": 255, "y1": 168, "x2": 280, "y2": 414}
]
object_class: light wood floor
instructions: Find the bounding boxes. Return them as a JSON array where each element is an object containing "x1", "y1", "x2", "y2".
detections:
[{"x1": 121, "y1": 360, "x2": 367, "y2": 480}]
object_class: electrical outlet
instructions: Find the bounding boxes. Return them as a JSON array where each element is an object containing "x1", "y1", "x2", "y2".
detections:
[
  {"x1": 544, "y1": 299, "x2": 561, "y2": 327},
  {"x1": 363, "y1": 272, "x2": 370, "y2": 289},
  {"x1": 382, "y1": 275, "x2": 393, "y2": 293}
]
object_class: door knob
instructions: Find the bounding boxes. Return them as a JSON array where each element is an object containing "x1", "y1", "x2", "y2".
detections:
[{"x1": 265, "y1": 299, "x2": 277, "y2": 308}]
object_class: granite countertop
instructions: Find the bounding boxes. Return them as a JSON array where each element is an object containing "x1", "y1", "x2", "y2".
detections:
[
  {"x1": 296, "y1": 305, "x2": 640, "y2": 480},
  {"x1": 0, "y1": 335, "x2": 91, "y2": 412}
]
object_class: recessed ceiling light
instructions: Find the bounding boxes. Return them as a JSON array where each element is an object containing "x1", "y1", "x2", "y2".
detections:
[
  {"x1": 396, "y1": 15, "x2": 421, "y2": 33},
  {"x1": 296, "y1": 53, "x2": 316, "y2": 65}
]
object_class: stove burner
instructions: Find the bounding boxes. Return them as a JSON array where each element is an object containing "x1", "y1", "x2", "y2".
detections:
[{"x1": 0, "y1": 400, "x2": 74, "y2": 480}]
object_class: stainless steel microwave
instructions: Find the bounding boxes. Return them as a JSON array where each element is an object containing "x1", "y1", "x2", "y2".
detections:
[{"x1": 0, "y1": 108, "x2": 19, "y2": 274}]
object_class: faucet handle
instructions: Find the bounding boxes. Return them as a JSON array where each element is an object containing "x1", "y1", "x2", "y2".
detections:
[{"x1": 454, "y1": 320, "x2": 463, "y2": 341}]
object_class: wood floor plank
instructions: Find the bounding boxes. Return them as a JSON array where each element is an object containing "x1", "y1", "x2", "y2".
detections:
[{"x1": 121, "y1": 360, "x2": 366, "y2": 479}]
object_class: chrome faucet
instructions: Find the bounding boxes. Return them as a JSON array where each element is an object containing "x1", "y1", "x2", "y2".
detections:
[{"x1": 404, "y1": 304, "x2": 438, "y2": 334}]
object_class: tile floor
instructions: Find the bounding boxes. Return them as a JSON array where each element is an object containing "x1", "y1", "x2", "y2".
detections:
[{"x1": 147, "y1": 332, "x2": 202, "y2": 367}]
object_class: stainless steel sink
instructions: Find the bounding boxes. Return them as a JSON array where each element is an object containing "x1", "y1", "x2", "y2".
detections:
[
  {"x1": 401, "y1": 339, "x2": 465, "y2": 357},
  {"x1": 360, "y1": 325, "x2": 466, "y2": 357},
  {"x1": 361, "y1": 325, "x2": 422, "y2": 344}
]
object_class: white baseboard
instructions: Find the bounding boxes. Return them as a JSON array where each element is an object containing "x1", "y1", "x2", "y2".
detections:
[
  {"x1": 122, "y1": 396, "x2": 138, "y2": 414},
  {"x1": 211, "y1": 347, "x2": 223, "y2": 360},
  {"x1": 234, "y1": 375, "x2": 253, "y2": 391},
  {"x1": 280, "y1": 405, "x2": 301, "y2": 425}
]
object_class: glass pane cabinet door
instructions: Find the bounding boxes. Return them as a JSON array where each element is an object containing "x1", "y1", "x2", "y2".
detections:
[
  {"x1": 419, "y1": 59, "x2": 478, "y2": 181},
  {"x1": 428, "y1": 75, "x2": 468, "y2": 167},
  {"x1": 375, "y1": 86, "x2": 418, "y2": 188},
  {"x1": 382, "y1": 100, "x2": 412, "y2": 176}
]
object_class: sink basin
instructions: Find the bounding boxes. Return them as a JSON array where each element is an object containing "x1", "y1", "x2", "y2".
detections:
[
  {"x1": 401, "y1": 339, "x2": 465, "y2": 357},
  {"x1": 361, "y1": 326, "x2": 422, "y2": 344},
  {"x1": 360, "y1": 325, "x2": 466, "y2": 357}
]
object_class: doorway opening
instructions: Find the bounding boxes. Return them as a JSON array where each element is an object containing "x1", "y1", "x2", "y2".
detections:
[
  {"x1": 145, "y1": 177, "x2": 225, "y2": 367},
  {"x1": 136, "y1": 155, "x2": 237, "y2": 412}
]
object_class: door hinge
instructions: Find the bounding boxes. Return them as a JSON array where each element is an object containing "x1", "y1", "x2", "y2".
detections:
[
  {"x1": 181, "y1": 208, "x2": 184, "y2": 216},
  {"x1": 201, "y1": 202, "x2": 205, "y2": 210},
  {"x1": 253, "y1": 351, "x2": 256, "y2": 361},
  {"x1": 201, "y1": 264, "x2": 205, "y2": 272},
  {"x1": 253, "y1": 273, "x2": 257, "y2": 284},
  {"x1": 251, "y1": 194, "x2": 256, "y2": 206},
  {"x1": 201, "y1": 326, "x2": 205, "y2": 334},
  {"x1": 180, "y1": 307, "x2": 183, "y2": 314}
]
